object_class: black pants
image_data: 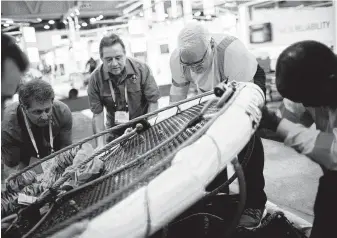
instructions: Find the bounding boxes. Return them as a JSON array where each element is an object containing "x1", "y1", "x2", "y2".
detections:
[
  {"x1": 207, "y1": 134, "x2": 267, "y2": 209},
  {"x1": 310, "y1": 170, "x2": 337, "y2": 238}
]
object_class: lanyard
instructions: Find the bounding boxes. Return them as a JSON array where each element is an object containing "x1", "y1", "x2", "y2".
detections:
[
  {"x1": 108, "y1": 80, "x2": 128, "y2": 104},
  {"x1": 21, "y1": 107, "x2": 54, "y2": 159}
]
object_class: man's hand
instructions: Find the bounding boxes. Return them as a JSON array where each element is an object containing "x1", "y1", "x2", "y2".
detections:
[
  {"x1": 47, "y1": 220, "x2": 89, "y2": 238},
  {"x1": 133, "y1": 119, "x2": 151, "y2": 133},
  {"x1": 259, "y1": 106, "x2": 282, "y2": 132}
]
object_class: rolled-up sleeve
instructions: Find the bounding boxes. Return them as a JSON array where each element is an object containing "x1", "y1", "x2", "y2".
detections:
[
  {"x1": 87, "y1": 75, "x2": 103, "y2": 114},
  {"x1": 276, "y1": 99, "x2": 336, "y2": 170},
  {"x1": 141, "y1": 65, "x2": 160, "y2": 103},
  {"x1": 276, "y1": 98, "x2": 314, "y2": 127},
  {"x1": 169, "y1": 49, "x2": 190, "y2": 102},
  {"x1": 277, "y1": 120, "x2": 337, "y2": 171}
]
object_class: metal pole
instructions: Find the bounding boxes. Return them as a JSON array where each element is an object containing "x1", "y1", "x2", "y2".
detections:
[
  {"x1": 333, "y1": 0, "x2": 337, "y2": 53},
  {"x1": 171, "y1": 0, "x2": 178, "y2": 19},
  {"x1": 183, "y1": 0, "x2": 192, "y2": 22},
  {"x1": 143, "y1": 0, "x2": 153, "y2": 25}
]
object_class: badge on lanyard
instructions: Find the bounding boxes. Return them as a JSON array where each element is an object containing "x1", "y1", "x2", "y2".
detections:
[
  {"x1": 115, "y1": 111, "x2": 129, "y2": 124},
  {"x1": 21, "y1": 107, "x2": 54, "y2": 174},
  {"x1": 108, "y1": 79, "x2": 131, "y2": 125}
]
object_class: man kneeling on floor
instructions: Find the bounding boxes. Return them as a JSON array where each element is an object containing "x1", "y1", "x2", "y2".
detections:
[{"x1": 1, "y1": 79, "x2": 73, "y2": 174}]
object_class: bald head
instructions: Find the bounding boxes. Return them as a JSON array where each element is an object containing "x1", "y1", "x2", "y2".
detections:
[{"x1": 178, "y1": 22, "x2": 211, "y2": 63}]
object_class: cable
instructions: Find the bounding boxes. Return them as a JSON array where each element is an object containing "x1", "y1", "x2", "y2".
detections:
[
  {"x1": 37, "y1": 86, "x2": 241, "y2": 237},
  {"x1": 36, "y1": 125, "x2": 143, "y2": 203},
  {"x1": 53, "y1": 97, "x2": 218, "y2": 202},
  {"x1": 6, "y1": 91, "x2": 213, "y2": 182},
  {"x1": 224, "y1": 157, "x2": 246, "y2": 238},
  {"x1": 171, "y1": 212, "x2": 224, "y2": 225},
  {"x1": 5, "y1": 93, "x2": 217, "y2": 238},
  {"x1": 21, "y1": 203, "x2": 55, "y2": 238},
  {"x1": 205, "y1": 135, "x2": 255, "y2": 197},
  {"x1": 1, "y1": 214, "x2": 17, "y2": 223}
]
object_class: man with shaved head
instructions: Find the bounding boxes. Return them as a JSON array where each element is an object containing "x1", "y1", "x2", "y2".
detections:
[{"x1": 169, "y1": 22, "x2": 268, "y2": 229}]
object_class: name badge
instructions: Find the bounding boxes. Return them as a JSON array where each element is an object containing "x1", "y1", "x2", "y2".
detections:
[{"x1": 115, "y1": 111, "x2": 129, "y2": 124}]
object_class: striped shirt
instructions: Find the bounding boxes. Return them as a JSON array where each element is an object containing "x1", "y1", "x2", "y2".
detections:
[
  {"x1": 169, "y1": 34, "x2": 258, "y2": 102},
  {"x1": 277, "y1": 98, "x2": 337, "y2": 171}
]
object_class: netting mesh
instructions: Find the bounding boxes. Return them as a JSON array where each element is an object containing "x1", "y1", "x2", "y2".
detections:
[{"x1": 27, "y1": 101, "x2": 219, "y2": 238}]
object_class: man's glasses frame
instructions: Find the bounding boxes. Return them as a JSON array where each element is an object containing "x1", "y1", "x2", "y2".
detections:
[{"x1": 179, "y1": 39, "x2": 214, "y2": 68}]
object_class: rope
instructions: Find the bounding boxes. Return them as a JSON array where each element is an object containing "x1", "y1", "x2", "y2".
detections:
[
  {"x1": 6, "y1": 91, "x2": 213, "y2": 182},
  {"x1": 1, "y1": 213, "x2": 17, "y2": 223},
  {"x1": 36, "y1": 125, "x2": 144, "y2": 203},
  {"x1": 37, "y1": 87, "x2": 242, "y2": 237},
  {"x1": 144, "y1": 187, "x2": 152, "y2": 237},
  {"x1": 205, "y1": 135, "x2": 255, "y2": 197},
  {"x1": 10, "y1": 98, "x2": 216, "y2": 233},
  {"x1": 52, "y1": 99, "x2": 218, "y2": 203}
]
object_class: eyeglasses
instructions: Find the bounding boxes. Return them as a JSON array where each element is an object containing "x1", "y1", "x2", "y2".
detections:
[{"x1": 180, "y1": 43, "x2": 210, "y2": 68}]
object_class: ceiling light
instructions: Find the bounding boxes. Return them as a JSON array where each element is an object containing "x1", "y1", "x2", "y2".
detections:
[
  {"x1": 90, "y1": 18, "x2": 96, "y2": 23},
  {"x1": 4, "y1": 23, "x2": 9, "y2": 27},
  {"x1": 48, "y1": 20, "x2": 55, "y2": 24},
  {"x1": 82, "y1": 22, "x2": 88, "y2": 27},
  {"x1": 6, "y1": 20, "x2": 14, "y2": 24},
  {"x1": 44, "y1": 25, "x2": 50, "y2": 30},
  {"x1": 36, "y1": 18, "x2": 42, "y2": 22}
]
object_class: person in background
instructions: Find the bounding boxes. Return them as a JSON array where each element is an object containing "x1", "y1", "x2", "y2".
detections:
[
  {"x1": 1, "y1": 34, "x2": 29, "y2": 118},
  {"x1": 169, "y1": 22, "x2": 268, "y2": 229},
  {"x1": 1, "y1": 79, "x2": 73, "y2": 172},
  {"x1": 86, "y1": 57, "x2": 98, "y2": 74},
  {"x1": 261, "y1": 40, "x2": 337, "y2": 238},
  {"x1": 87, "y1": 34, "x2": 160, "y2": 148},
  {"x1": 1, "y1": 34, "x2": 86, "y2": 238}
]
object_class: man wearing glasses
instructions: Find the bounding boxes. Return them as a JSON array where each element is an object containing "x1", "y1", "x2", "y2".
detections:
[{"x1": 169, "y1": 22, "x2": 268, "y2": 229}]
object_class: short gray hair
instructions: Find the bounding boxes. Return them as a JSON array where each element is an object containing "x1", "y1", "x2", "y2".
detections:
[
  {"x1": 18, "y1": 79, "x2": 55, "y2": 108},
  {"x1": 178, "y1": 22, "x2": 210, "y2": 53}
]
